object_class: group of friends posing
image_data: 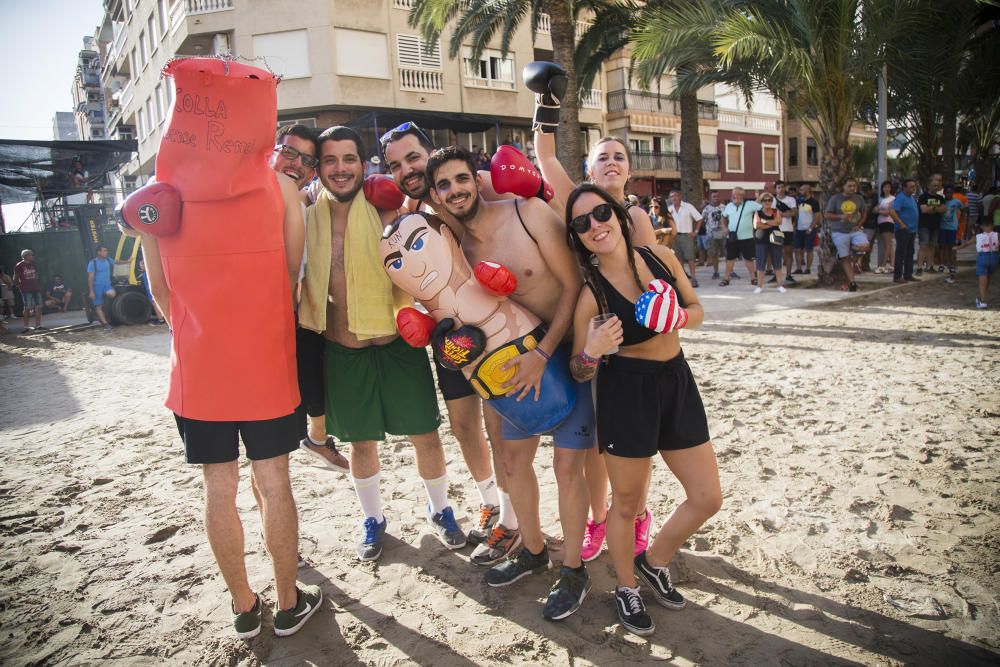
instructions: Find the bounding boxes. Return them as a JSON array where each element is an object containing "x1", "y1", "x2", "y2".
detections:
[{"x1": 130, "y1": 61, "x2": 719, "y2": 641}]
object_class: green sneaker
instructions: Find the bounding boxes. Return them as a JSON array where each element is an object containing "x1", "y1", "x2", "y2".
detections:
[
  {"x1": 484, "y1": 545, "x2": 549, "y2": 587},
  {"x1": 232, "y1": 594, "x2": 261, "y2": 639},
  {"x1": 273, "y1": 584, "x2": 323, "y2": 637}
]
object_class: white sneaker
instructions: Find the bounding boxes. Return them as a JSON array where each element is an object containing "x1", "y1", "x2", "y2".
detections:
[
  {"x1": 777, "y1": 286, "x2": 787, "y2": 293},
  {"x1": 976, "y1": 298, "x2": 987, "y2": 309},
  {"x1": 753, "y1": 287, "x2": 763, "y2": 294}
]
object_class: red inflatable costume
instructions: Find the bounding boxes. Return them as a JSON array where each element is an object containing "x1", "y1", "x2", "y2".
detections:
[{"x1": 154, "y1": 57, "x2": 298, "y2": 420}]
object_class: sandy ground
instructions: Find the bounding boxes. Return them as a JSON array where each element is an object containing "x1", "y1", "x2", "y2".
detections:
[{"x1": 1, "y1": 268, "x2": 998, "y2": 666}]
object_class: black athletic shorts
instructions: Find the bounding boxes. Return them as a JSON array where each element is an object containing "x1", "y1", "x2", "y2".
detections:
[
  {"x1": 174, "y1": 412, "x2": 300, "y2": 464},
  {"x1": 726, "y1": 234, "x2": 756, "y2": 261},
  {"x1": 877, "y1": 222, "x2": 894, "y2": 235},
  {"x1": 434, "y1": 357, "x2": 476, "y2": 401},
  {"x1": 296, "y1": 326, "x2": 325, "y2": 418},
  {"x1": 596, "y1": 352, "x2": 710, "y2": 458}
]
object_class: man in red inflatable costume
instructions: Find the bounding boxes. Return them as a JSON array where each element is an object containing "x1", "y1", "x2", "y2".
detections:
[{"x1": 118, "y1": 57, "x2": 320, "y2": 639}]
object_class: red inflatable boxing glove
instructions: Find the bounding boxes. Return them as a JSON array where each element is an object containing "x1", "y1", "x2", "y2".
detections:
[
  {"x1": 116, "y1": 181, "x2": 181, "y2": 237},
  {"x1": 490, "y1": 146, "x2": 554, "y2": 202},
  {"x1": 364, "y1": 174, "x2": 405, "y2": 211},
  {"x1": 635, "y1": 279, "x2": 688, "y2": 333},
  {"x1": 474, "y1": 261, "x2": 517, "y2": 296},
  {"x1": 396, "y1": 307, "x2": 436, "y2": 347}
]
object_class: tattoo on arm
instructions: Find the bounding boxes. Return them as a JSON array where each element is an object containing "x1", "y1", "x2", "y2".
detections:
[{"x1": 570, "y1": 353, "x2": 597, "y2": 382}]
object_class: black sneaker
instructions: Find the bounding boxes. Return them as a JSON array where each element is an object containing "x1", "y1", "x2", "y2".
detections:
[
  {"x1": 543, "y1": 565, "x2": 591, "y2": 620},
  {"x1": 915, "y1": 267, "x2": 923, "y2": 276},
  {"x1": 614, "y1": 586, "x2": 655, "y2": 636},
  {"x1": 785, "y1": 275, "x2": 796, "y2": 284},
  {"x1": 634, "y1": 551, "x2": 686, "y2": 610},
  {"x1": 232, "y1": 594, "x2": 262, "y2": 639},
  {"x1": 273, "y1": 584, "x2": 323, "y2": 637},
  {"x1": 485, "y1": 545, "x2": 549, "y2": 587},
  {"x1": 767, "y1": 276, "x2": 777, "y2": 284},
  {"x1": 792, "y1": 269, "x2": 803, "y2": 275}
]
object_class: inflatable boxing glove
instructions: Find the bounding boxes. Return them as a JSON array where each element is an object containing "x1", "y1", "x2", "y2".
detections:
[
  {"x1": 117, "y1": 181, "x2": 181, "y2": 236},
  {"x1": 432, "y1": 318, "x2": 487, "y2": 371},
  {"x1": 635, "y1": 279, "x2": 688, "y2": 333},
  {"x1": 523, "y1": 61, "x2": 567, "y2": 134},
  {"x1": 474, "y1": 261, "x2": 517, "y2": 297},
  {"x1": 490, "y1": 146, "x2": 554, "y2": 202},
  {"x1": 364, "y1": 174, "x2": 405, "y2": 211},
  {"x1": 396, "y1": 307, "x2": 436, "y2": 347}
]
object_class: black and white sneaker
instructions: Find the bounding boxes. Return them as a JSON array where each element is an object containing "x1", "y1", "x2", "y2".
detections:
[
  {"x1": 614, "y1": 586, "x2": 654, "y2": 636},
  {"x1": 634, "y1": 551, "x2": 686, "y2": 610}
]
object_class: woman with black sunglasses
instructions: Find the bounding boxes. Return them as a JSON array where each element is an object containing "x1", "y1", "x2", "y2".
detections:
[{"x1": 565, "y1": 183, "x2": 721, "y2": 637}]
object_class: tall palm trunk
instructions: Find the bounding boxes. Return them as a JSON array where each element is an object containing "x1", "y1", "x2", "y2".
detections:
[
  {"x1": 678, "y1": 89, "x2": 704, "y2": 207},
  {"x1": 544, "y1": 0, "x2": 583, "y2": 181}
]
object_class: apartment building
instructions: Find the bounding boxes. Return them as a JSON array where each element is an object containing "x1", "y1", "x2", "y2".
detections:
[
  {"x1": 711, "y1": 84, "x2": 783, "y2": 196},
  {"x1": 71, "y1": 37, "x2": 109, "y2": 141},
  {"x1": 784, "y1": 114, "x2": 877, "y2": 185},
  {"x1": 53, "y1": 112, "x2": 80, "y2": 141},
  {"x1": 95, "y1": 0, "x2": 610, "y2": 188}
]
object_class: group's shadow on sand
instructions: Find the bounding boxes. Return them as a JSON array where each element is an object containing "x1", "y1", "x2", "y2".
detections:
[
  {"x1": 241, "y1": 537, "x2": 1000, "y2": 665},
  {"x1": 701, "y1": 319, "x2": 1000, "y2": 349}
]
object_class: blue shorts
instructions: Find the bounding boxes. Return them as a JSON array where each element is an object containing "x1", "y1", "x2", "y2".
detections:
[
  {"x1": 92, "y1": 283, "x2": 115, "y2": 306},
  {"x1": 793, "y1": 229, "x2": 816, "y2": 250},
  {"x1": 938, "y1": 229, "x2": 957, "y2": 246},
  {"x1": 831, "y1": 230, "x2": 869, "y2": 259},
  {"x1": 976, "y1": 252, "x2": 999, "y2": 276},
  {"x1": 21, "y1": 291, "x2": 42, "y2": 309},
  {"x1": 697, "y1": 235, "x2": 710, "y2": 251},
  {"x1": 492, "y1": 378, "x2": 595, "y2": 450}
]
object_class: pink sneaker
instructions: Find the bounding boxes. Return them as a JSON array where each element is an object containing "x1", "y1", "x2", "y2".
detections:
[
  {"x1": 581, "y1": 518, "x2": 606, "y2": 562},
  {"x1": 634, "y1": 508, "x2": 653, "y2": 555}
]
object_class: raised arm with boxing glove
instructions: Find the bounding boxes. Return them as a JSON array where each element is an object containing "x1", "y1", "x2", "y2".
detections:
[
  {"x1": 523, "y1": 61, "x2": 567, "y2": 135},
  {"x1": 489, "y1": 145, "x2": 554, "y2": 202}
]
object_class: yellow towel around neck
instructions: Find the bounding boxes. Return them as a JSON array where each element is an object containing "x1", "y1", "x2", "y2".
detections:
[{"x1": 299, "y1": 187, "x2": 407, "y2": 339}]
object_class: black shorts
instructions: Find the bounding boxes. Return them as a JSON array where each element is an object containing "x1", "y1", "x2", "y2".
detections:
[
  {"x1": 596, "y1": 352, "x2": 710, "y2": 458},
  {"x1": 434, "y1": 358, "x2": 476, "y2": 401},
  {"x1": 296, "y1": 326, "x2": 325, "y2": 418},
  {"x1": 877, "y1": 222, "x2": 894, "y2": 235},
  {"x1": 174, "y1": 412, "x2": 300, "y2": 464},
  {"x1": 726, "y1": 234, "x2": 756, "y2": 261}
]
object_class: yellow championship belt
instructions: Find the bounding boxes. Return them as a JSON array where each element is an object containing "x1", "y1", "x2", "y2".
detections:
[{"x1": 469, "y1": 333, "x2": 539, "y2": 400}]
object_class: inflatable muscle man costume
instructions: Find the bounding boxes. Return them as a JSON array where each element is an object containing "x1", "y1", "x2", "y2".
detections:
[
  {"x1": 380, "y1": 212, "x2": 575, "y2": 434},
  {"x1": 137, "y1": 57, "x2": 299, "y2": 420}
]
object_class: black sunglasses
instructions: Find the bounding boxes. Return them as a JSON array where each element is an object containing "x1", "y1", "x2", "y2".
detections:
[
  {"x1": 379, "y1": 121, "x2": 432, "y2": 149},
  {"x1": 570, "y1": 203, "x2": 614, "y2": 234},
  {"x1": 273, "y1": 144, "x2": 319, "y2": 169}
]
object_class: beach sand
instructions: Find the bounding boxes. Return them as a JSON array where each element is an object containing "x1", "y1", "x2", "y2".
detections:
[{"x1": 1, "y1": 272, "x2": 997, "y2": 665}]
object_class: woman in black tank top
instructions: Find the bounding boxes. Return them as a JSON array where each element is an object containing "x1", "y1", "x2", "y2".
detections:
[
  {"x1": 564, "y1": 183, "x2": 721, "y2": 637},
  {"x1": 753, "y1": 192, "x2": 786, "y2": 292}
]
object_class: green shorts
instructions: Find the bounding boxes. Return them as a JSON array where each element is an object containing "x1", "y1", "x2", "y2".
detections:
[{"x1": 324, "y1": 337, "x2": 441, "y2": 442}]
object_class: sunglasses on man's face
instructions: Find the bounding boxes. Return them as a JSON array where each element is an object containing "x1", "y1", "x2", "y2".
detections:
[
  {"x1": 570, "y1": 203, "x2": 614, "y2": 234},
  {"x1": 273, "y1": 144, "x2": 319, "y2": 169},
  {"x1": 379, "y1": 121, "x2": 431, "y2": 150}
]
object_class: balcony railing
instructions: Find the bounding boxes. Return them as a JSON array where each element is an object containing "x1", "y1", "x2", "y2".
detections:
[
  {"x1": 630, "y1": 152, "x2": 722, "y2": 173},
  {"x1": 702, "y1": 154, "x2": 721, "y2": 172},
  {"x1": 170, "y1": 0, "x2": 233, "y2": 34},
  {"x1": 393, "y1": 0, "x2": 415, "y2": 7},
  {"x1": 400, "y1": 67, "x2": 444, "y2": 93},
  {"x1": 718, "y1": 109, "x2": 781, "y2": 132},
  {"x1": 464, "y1": 76, "x2": 516, "y2": 91},
  {"x1": 119, "y1": 79, "x2": 134, "y2": 111},
  {"x1": 536, "y1": 14, "x2": 591, "y2": 40},
  {"x1": 698, "y1": 100, "x2": 719, "y2": 120},
  {"x1": 607, "y1": 89, "x2": 679, "y2": 114},
  {"x1": 581, "y1": 88, "x2": 602, "y2": 109}
]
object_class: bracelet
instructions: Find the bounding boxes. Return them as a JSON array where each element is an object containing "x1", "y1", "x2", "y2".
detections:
[
  {"x1": 534, "y1": 346, "x2": 551, "y2": 361},
  {"x1": 577, "y1": 350, "x2": 600, "y2": 367}
]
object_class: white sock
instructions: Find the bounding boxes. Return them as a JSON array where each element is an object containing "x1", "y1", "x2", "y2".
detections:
[
  {"x1": 423, "y1": 474, "x2": 450, "y2": 515},
  {"x1": 498, "y1": 490, "x2": 518, "y2": 530},
  {"x1": 306, "y1": 434, "x2": 327, "y2": 446},
  {"x1": 352, "y1": 472, "x2": 384, "y2": 523},
  {"x1": 475, "y1": 474, "x2": 500, "y2": 507}
]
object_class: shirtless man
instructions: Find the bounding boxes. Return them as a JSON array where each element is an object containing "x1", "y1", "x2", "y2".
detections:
[
  {"x1": 381, "y1": 123, "x2": 514, "y2": 564},
  {"x1": 298, "y1": 126, "x2": 464, "y2": 561},
  {"x1": 425, "y1": 145, "x2": 591, "y2": 621}
]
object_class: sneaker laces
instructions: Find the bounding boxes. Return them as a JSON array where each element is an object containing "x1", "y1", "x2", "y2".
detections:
[
  {"x1": 362, "y1": 516, "x2": 381, "y2": 542},
  {"x1": 437, "y1": 506, "x2": 460, "y2": 532},
  {"x1": 620, "y1": 587, "x2": 644, "y2": 614},
  {"x1": 478, "y1": 505, "x2": 496, "y2": 530},
  {"x1": 582, "y1": 520, "x2": 601, "y2": 548},
  {"x1": 485, "y1": 525, "x2": 509, "y2": 547}
]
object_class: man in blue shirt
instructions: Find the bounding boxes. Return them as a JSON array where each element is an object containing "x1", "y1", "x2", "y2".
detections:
[
  {"x1": 719, "y1": 187, "x2": 761, "y2": 286},
  {"x1": 87, "y1": 245, "x2": 117, "y2": 330},
  {"x1": 888, "y1": 178, "x2": 920, "y2": 282}
]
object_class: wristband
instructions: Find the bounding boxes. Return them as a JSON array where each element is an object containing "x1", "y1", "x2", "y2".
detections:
[
  {"x1": 577, "y1": 350, "x2": 600, "y2": 367},
  {"x1": 534, "y1": 346, "x2": 551, "y2": 361}
]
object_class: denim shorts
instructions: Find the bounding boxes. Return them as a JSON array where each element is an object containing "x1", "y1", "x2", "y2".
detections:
[
  {"x1": 976, "y1": 252, "x2": 998, "y2": 276},
  {"x1": 831, "y1": 230, "x2": 869, "y2": 258},
  {"x1": 492, "y1": 378, "x2": 595, "y2": 450},
  {"x1": 21, "y1": 291, "x2": 42, "y2": 308}
]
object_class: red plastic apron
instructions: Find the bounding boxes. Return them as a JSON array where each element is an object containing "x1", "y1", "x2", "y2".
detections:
[{"x1": 155, "y1": 58, "x2": 298, "y2": 421}]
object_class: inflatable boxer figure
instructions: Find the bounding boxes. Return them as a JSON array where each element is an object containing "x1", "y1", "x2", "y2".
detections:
[
  {"x1": 379, "y1": 212, "x2": 576, "y2": 434},
  {"x1": 118, "y1": 57, "x2": 299, "y2": 420}
]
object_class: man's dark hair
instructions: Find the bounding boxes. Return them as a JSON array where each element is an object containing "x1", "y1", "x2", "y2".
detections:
[
  {"x1": 426, "y1": 145, "x2": 478, "y2": 187},
  {"x1": 774, "y1": 180, "x2": 785, "y2": 187},
  {"x1": 317, "y1": 125, "x2": 366, "y2": 159},
  {"x1": 902, "y1": 178, "x2": 917, "y2": 188},
  {"x1": 275, "y1": 123, "x2": 317, "y2": 146},
  {"x1": 382, "y1": 123, "x2": 434, "y2": 158}
]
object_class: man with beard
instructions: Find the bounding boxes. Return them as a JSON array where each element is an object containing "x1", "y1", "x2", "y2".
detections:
[
  {"x1": 269, "y1": 124, "x2": 349, "y2": 474},
  {"x1": 298, "y1": 126, "x2": 464, "y2": 562},
  {"x1": 424, "y1": 145, "x2": 592, "y2": 622},
  {"x1": 381, "y1": 123, "x2": 514, "y2": 565}
]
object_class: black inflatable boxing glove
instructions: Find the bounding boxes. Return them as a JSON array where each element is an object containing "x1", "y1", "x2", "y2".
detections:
[
  {"x1": 523, "y1": 61, "x2": 567, "y2": 134},
  {"x1": 116, "y1": 181, "x2": 181, "y2": 237},
  {"x1": 432, "y1": 318, "x2": 487, "y2": 371}
]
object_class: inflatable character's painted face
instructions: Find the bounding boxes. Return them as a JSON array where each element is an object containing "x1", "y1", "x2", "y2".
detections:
[{"x1": 380, "y1": 213, "x2": 455, "y2": 300}]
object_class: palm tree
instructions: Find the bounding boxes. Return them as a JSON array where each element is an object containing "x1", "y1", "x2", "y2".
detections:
[{"x1": 410, "y1": 0, "x2": 593, "y2": 180}]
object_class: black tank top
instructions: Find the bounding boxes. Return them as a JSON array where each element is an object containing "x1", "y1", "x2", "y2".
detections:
[
  {"x1": 592, "y1": 246, "x2": 683, "y2": 347},
  {"x1": 759, "y1": 209, "x2": 776, "y2": 222}
]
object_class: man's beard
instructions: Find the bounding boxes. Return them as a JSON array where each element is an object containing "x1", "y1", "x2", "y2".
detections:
[
  {"x1": 327, "y1": 179, "x2": 363, "y2": 203},
  {"x1": 451, "y1": 195, "x2": 481, "y2": 223},
  {"x1": 401, "y1": 174, "x2": 429, "y2": 200}
]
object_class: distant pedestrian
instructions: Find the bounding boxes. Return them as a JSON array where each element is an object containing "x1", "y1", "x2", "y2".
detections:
[
  {"x1": 875, "y1": 181, "x2": 896, "y2": 273},
  {"x1": 959, "y1": 214, "x2": 998, "y2": 308},
  {"x1": 888, "y1": 178, "x2": 920, "y2": 283},
  {"x1": 965, "y1": 183, "x2": 982, "y2": 239},
  {"x1": 823, "y1": 177, "x2": 869, "y2": 292},
  {"x1": 701, "y1": 192, "x2": 727, "y2": 280},
  {"x1": 792, "y1": 184, "x2": 820, "y2": 275},
  {"x1": 0, "y1": 267, "x2": 15, "y2": 319},
  {"x1": 14, "y1": 249, "x2": 43, "y2": 331},
  {"x1": 44, "y1": 274, "x2": 73, "y2": 312},
  {"x1": 719, "y1": 187, "x2": 759, "y2": 286},
  {"x1": 939, "y1": 184, "x2": 965, "y2": 283},
  {"x1": 87, "y1": 245, "x2": 117, "y2": 331},
  {"x1": 774, "y1": 181, "x2": 797, "y2": 285},
  {"x1": 666, "y1": 191, "x2": 704, "y2": 287},
  {"x1": 753, "y1": 192, "x2": 786, "y2": 293},
  {"x1": 917, "y1": 174, "x2": 945, "y2": 275}
]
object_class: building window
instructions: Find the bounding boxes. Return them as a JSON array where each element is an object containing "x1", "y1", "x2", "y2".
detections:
[
  {"x1": 334, "y1": 29, "x2": 389, "y2": 79},
  {"x1": 629, "y1": 138, "x2": 652, "y2": 154},
  {"x1": 166, "y1": 77, "x2": 175, "y2": 109},
  {"x1": 463, "y1": 48, "x2": 515, "y2": 90},
  {"x1": 147, "y1": 14, "x2": 157, "y2": 53},
  {"x1": 137, "y1": 108, "x2": 145, "y2": 140},
  {"x1": 725, "y1": 140, "x2": 744, "y2": 173},
  {"x1": 130, "y1": 47, "x2": 137, "y2": 76},
  {"x1": 254, "y1": 29, "x2": 312, "y2": 79},
  {"x1": 788, "y1": 137, "x2": 798, "y2": 166},
  {"x1": 157, "y1": 0, "x2": 168, "y2": 36},
  {"x1": 762, "y1": 144, "x2": 779, "y2": 174},
  {"x1": 807, "y1": 137, "x2": 818, "y2": 166},
  {"x1": 139, "y1": 30, "x2": 148, "y2": 68},
  {"x1": 155, "y1": 84, "x2": 165, "y2": 125},
  {"x1": 396, "y1": 34, "x2": 443, "y2": 92}
]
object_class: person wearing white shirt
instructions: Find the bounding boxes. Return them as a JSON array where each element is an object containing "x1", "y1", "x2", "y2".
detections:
[
  {"x1": 774, "y1": 181, "x2": 798, "y2": 285},
  {"x1": 666, "y1": 191, "x2": 704, "y2": 287}
]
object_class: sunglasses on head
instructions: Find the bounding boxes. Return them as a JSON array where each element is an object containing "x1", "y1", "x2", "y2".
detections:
[
  {"x1": 570, "y1": 203, "x2": 614, "y2": 234},
  {"x1": 273, "y1": 144, "x2": 319, "y2": 169},
  {"x1": 379, "y1": 121, "x2": 432, "y2": 149}
]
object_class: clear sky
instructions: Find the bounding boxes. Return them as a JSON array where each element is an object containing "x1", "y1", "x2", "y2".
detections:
[{"x1": 0, "y1": 0, "x2": 106, "y2": 229}]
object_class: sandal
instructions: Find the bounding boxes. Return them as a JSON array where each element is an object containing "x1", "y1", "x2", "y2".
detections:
[{"x1": 719, "y1": 279, "x2": 730, "y2": 287}]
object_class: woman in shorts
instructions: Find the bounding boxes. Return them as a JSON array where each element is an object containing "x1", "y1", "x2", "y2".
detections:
[
  {"x1": 875, "y1": 181, "x2": 896, "y2": 273},
  {"x1": 753, "y1": 193, "x2": 786, "y2": 293},
  {"x1": 565, "y1": 182, "x2": 721, "y2": 636}
]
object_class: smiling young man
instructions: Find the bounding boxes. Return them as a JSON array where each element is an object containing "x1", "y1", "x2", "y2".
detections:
[
  {"x1": 298, "y1": 126, "x2": 464, "y2": 562},
  {"x1": 424, "y1": 145, "x2": 592, "y2": 622}
]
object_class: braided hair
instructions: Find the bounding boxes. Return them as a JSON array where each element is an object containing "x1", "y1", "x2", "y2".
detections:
[{"x1": 565, "y1": 183, "x2": 645, "y2": 316}]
